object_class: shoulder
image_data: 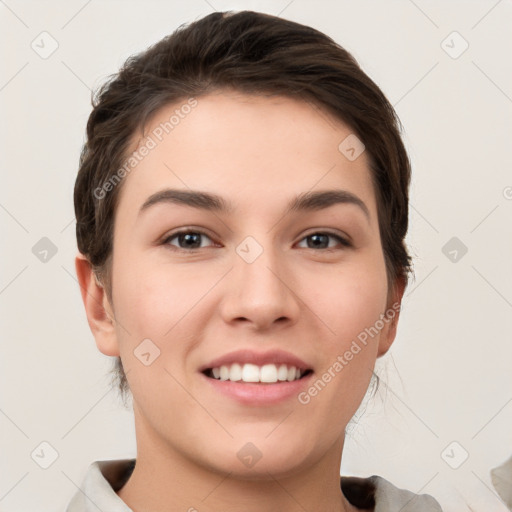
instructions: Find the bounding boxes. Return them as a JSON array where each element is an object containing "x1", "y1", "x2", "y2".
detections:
[
  {"x1": 65, "y1": 459, "x2": 135, "y2": 512},
  {"x1": 341, "y1": 474, "x2": 443, "y2": 511},
  {"x1": 65, "y1": 460, "x2": 443, "y2": 512}
]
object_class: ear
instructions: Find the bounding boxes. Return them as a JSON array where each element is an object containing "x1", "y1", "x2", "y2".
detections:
[
  {"x1": 75, "y1": 253, "x2": 120, "y2": 357},
  {"x1": 376, "y1": 275, "x2": 406, "y2": 358}
]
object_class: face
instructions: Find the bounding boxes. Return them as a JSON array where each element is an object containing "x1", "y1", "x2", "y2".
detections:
[{"x1": 83, "y1": 89, "x2": 403, "y2": 479}]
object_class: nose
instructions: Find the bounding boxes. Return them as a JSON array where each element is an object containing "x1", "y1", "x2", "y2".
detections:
[{"x1": 219, "y1": 238, "x2": 301, "y2": 331}]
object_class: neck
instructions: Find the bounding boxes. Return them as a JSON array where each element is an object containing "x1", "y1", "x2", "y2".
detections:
[{"x1": 117, "y1": 415, "x2": 357, "y2": 512}]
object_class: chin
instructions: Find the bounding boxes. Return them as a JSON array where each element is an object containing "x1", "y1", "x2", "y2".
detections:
[{"x1": 196, "y1": 435, "x2": 316, "y2": 480}]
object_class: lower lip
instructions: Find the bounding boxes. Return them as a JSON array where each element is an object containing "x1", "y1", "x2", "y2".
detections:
[{"x1": 199, "y1": 372, "x2": 314, "y2": 406}]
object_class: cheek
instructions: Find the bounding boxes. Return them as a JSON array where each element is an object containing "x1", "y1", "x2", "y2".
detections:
[
  {"x1": 113, "y1": 249, "x2": 208, "y2": 334},
  {"x1": 111, "y1": 257, "x2": 199, "y2": 410},
  {"x1": 302, "y1": 259, "x2": 386, "y2": 404},
  {"x1": 111, "y1": 251, "x2": 219, "y2": 386},
  {"x1": 308, "y1": 258, "x2": 388, "y2": 340},
  {"x1": 297, "y1": 312, "x2": 383, "y2": 439}
]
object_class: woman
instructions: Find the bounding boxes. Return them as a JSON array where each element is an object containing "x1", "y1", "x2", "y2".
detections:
[{"x1": 68, "y1": 10, "x2": 442, "y2": 511}]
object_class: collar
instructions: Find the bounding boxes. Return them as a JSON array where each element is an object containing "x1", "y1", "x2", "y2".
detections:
[{"x1": 65, "y1": 459, "x2": 442, "y2": 511}]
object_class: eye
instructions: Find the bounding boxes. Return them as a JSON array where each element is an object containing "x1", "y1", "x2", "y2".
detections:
[
  {"x1": 161, "y1": 229, "x2": 351, "y2": 252},
  {"x1": 162, "y1": 229, "x2": 216, "y2": 250},
  {"x1": 296, "y1": 232, "x2": 351, "y2": 250}
]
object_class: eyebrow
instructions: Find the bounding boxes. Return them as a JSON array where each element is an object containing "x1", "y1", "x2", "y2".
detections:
[{"x1": 139, "y1": 188, "x2": 370, "y2": 221}]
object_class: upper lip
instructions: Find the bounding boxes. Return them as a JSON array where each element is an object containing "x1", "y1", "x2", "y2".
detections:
[{"x1": 199, "y1": 349, "x2": 312, "y2": 372}]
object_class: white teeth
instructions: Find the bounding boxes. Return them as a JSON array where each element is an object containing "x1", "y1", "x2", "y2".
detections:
[
  {"x1": 242, "y1": 363, "x2": 260, "y2": 382},
  {"x1": 277, "y1": 364, "x2": 288, "y2": 381},
  {"x1": 219, "y1": 365, "x2": 230, "y2": 381},
  {"x1": 260, "y1": 364, "x2": 278, "y2": 383},
  {"x1": 230, "y1": 363, "x2": 242, "y2": 381},
  {"x1": 208, "y1": 363, "x2": 307, "y2": 383}
]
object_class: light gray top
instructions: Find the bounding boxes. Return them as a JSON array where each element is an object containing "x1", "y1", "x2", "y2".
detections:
[{"x1": 65, "y1": 459, "x2": 443, "y2": 511}]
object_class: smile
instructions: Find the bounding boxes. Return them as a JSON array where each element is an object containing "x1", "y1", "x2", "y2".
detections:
[{"x1": 203, "y1": 363, "x2": 313, "y2": 384}]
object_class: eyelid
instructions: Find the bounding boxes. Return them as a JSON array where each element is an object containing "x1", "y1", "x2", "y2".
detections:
[
  {"x1": 296, "y1": 230, "x2": 352, "y2": 249},
  {"x1": 161, "y1": 227, "x2": 218, "y2": 249},
  {"x1": 161, "y1": 228, "x2": 352, "y2": 251}
]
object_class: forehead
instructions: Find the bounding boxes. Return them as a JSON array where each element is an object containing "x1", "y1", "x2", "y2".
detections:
[{"x1": 115, "y1": 90, "x2": 377, "y2": 223}]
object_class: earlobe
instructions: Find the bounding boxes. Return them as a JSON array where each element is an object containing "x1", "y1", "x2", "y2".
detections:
[{"x1": 75, "y1": 253, "x2": 120, "y2": 357}]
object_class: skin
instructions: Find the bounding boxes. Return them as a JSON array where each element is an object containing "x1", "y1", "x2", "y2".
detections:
[{"x1": 76, "y1": 89, "x2": 405, "y2": 512}]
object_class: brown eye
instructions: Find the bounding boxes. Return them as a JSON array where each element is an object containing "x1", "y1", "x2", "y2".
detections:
[
  {"x1": 163, "y1": 230, "x2": 215, "y2": 250},
  {"x1": 297, "y1": 232, "x2": 351, "y2": 250}
]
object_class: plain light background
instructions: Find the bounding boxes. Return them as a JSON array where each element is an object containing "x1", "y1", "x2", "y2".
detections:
[{"x1": 1, "y1": 1, "x2": 511, "y2": 511}]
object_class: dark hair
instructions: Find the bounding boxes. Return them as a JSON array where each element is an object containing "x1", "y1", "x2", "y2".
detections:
[{"x1": 74, "y1": 10, "x2": 413, "y2": 403}]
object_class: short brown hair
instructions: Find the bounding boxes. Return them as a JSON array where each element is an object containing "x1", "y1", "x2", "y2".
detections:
[{"x1": 74, "y1": 10, "x2": 413, "y2": 402}]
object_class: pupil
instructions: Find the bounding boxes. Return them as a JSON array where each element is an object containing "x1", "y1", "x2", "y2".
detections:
[
  {"x1": 309, "y1": 234, "x2": 327, "y2": 249},
  {"x1": 181, "y1": 233, "x2": 200, "y2": 248}
]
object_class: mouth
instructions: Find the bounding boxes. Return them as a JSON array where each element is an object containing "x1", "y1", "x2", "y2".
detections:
[
  {"x1": 202, "y1": 363, "x2": 314, "y2": 384},
  {"x1": 198, "y1": 349, "x2": 315, "y2": 405}
]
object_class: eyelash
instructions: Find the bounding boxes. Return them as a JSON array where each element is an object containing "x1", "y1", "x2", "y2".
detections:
[{"x1": 161, "y1": 229, "x2": 352, "y2": 252}]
